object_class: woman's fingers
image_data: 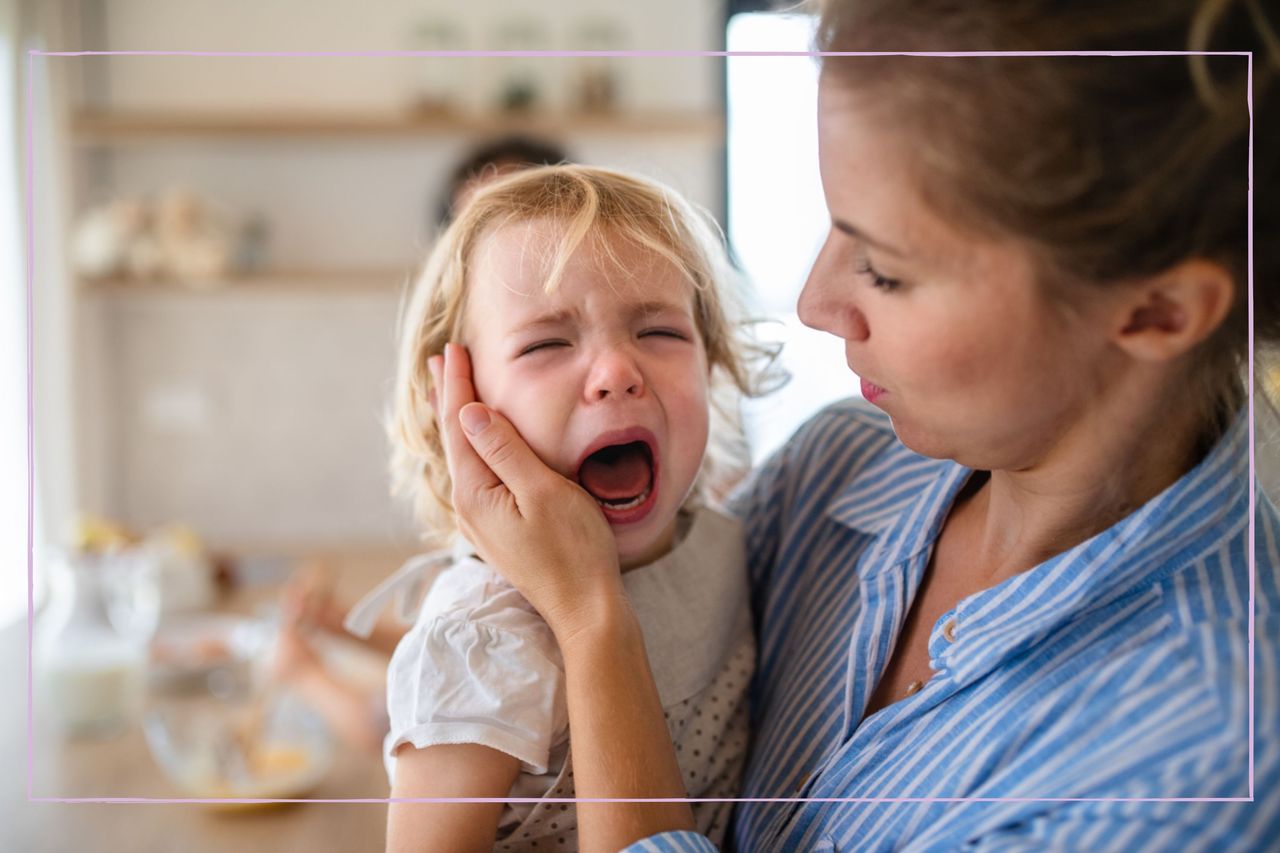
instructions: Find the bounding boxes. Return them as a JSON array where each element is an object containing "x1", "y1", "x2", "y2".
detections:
[
  {"x1": 435, "y1": 343, "x2": 502, "y2": 497},
  {"x1": 430, "y1": 340, "x2": 621, "y2": 632},
  {"x1": 457, "y1": 403, "x2": 561, "y2": 514}
]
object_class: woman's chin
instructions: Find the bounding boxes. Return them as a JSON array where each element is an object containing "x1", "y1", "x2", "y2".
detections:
[{"x1": 888, "y1": 419, "x2": 952, "y2": 461}]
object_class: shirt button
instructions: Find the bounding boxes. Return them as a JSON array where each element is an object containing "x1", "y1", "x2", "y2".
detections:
[{"x1": 942, "y1": 618, "x2": 959, "y2": 643}]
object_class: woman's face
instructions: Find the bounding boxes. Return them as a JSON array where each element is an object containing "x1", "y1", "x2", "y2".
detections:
[{"x1": 802, "y1": 71, "x2": 1121, "y2": 470}]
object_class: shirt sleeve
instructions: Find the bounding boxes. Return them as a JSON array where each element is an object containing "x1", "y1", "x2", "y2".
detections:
[
  {"x1": 617, "y1": 831, "x2": 719, "y2": 852},
  {"x1": 384, "y1": 563, "x2": 568, "y2": 775}
]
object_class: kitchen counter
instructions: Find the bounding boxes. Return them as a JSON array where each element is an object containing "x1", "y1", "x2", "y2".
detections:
[{"x1": 3, "y1": 548, "x2": 416, "y2": 852}]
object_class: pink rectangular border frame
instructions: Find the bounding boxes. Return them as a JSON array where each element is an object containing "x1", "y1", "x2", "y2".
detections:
[{"x1": 24, "y1": 46, "x2": 1254, "y2": 804}]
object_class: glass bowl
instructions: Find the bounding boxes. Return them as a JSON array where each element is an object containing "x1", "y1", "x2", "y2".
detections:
[{"x1": 144, "y1": 676, "x2": 333, "y2": 802}]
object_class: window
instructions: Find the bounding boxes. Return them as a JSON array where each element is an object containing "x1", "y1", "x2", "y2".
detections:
[
  {"x1": 726, "y1": 11, "x2": 857, "y2": 464},
  {"x1": 1, "y1": 0, "x2": 28, "y2": 626}
]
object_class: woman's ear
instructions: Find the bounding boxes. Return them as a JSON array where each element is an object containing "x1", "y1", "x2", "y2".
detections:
[{"x1": 1110, "y1": 259, "x2": 1235, "y2": 362}]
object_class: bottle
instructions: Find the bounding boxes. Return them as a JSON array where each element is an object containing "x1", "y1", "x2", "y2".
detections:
[{"x1": 36, "y1": 550, "x2": 158, "y2": 737}]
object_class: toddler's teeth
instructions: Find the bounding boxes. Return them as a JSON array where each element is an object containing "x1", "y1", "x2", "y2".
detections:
[{"x1": 594, "y1": 484, "x2": 652, "y2": 512}]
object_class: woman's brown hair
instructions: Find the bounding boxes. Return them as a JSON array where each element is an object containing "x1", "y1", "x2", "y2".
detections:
[{"x1": 815, "y1": 0, "x2": 1279, "y2": 450}]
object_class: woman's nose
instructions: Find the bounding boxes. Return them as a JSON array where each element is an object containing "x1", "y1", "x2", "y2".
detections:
[
  {"x1": 586, "y1": 347, "x2": 644, "y2": 401},
  {"x1": 798, "y1": 235, "x2": 870, "y2": 342}
]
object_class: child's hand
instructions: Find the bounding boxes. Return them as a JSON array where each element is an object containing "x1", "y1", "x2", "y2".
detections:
[
  {"x1": 271, "y1": 616, "x2": 323, "y2": 682},
  {"x1": 431, "y1": 343, "x2": 627, "y2": 641},
  {"x1": 279, "y1": 560, "x2": 339, "y2": 631}
]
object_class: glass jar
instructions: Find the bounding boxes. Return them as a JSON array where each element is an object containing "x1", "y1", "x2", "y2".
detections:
[{"x1": 36, "y1": 550, "x2": 159, "y2": 737}]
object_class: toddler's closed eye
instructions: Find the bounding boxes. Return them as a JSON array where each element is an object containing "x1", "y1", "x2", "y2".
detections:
[
  {"x1": 639, "y1": 328, "x2": 691, "y2": 341},
  {"x1": 519, "y1": 340, "x2": 570, "y2": 356}
]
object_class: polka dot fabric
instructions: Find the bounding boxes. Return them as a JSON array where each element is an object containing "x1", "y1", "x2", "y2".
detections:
[
  {"x1": 496, "y1": 629, "x2": 754, "y2": 851},
  {"x1": 382, "y1": 507, "x2": 753, "y2": 852}
]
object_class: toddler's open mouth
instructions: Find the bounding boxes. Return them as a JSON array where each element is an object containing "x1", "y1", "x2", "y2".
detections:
[{"x1": 574, "y1": 431, "x2": 660, "y2": 525}]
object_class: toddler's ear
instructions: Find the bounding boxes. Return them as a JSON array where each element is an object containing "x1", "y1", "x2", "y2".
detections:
[{"x1": 1110, "y1": 259, "x2": 1234, "y2": 362}]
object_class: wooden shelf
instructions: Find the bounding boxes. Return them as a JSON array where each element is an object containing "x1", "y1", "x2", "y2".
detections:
[
  {"x1": 71, "y1": 109, "x2": 724, "y2": 143},
  {"x1": 78, "y1": 268, "x2": 414, "y2": 294}
]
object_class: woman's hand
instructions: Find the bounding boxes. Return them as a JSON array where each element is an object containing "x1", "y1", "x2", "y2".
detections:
[
  {"x1": 430, "y1": 343, "x2": 626, "y2": 642},
  {"x1": 432, "y1": 342, "x2": 696, "y2": 849}
]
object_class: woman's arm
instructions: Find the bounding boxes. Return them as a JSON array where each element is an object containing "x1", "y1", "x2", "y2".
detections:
[
  {"x1": 555, "y1": 597, "x2": 697, "y2": 848},
  {"x1": 430, "y1": 344, "x2": 696, "y2": 852},
  {"x1": 387, "y1": 743, "x2": 520, "y2": 853}
]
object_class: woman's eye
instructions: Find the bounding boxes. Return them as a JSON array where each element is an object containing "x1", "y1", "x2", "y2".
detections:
[
  {"x1": 518, "y1": 340, "x2": 569, "y2": 356},
  {"x1": 855, "y1": 259, "x2": 902, "y2": 292}
]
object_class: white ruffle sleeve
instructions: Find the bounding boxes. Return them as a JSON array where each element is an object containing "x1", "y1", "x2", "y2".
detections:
[{"x1": 383, "y1": 558, "x2": 568, "y2": 776}]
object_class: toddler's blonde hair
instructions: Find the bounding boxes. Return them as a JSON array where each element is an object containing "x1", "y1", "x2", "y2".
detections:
[{"x1": 389, "y1": 164, "x2": 769, "y2": 547}]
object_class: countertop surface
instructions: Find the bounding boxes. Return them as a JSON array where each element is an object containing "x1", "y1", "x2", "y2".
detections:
[{"x1": 3, "y1": 548, "x2": 416, "y2": 852}]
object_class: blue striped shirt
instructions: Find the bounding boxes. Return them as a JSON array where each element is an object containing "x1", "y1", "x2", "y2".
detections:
[{"x1": 624, "y1": 398, "x2": 1278, "y2": 851}]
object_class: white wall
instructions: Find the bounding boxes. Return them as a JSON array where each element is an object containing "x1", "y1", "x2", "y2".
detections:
[{"x1": 65, "y1": 0, "x2": 729, "y2": 550}]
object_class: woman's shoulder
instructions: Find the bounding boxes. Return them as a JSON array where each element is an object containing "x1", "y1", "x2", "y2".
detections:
[{"x1": 1111, "y1": 499, "x2": 1279, "y2": 750}]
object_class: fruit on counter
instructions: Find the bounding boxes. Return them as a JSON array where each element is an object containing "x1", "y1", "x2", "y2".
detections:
[
  {"x1": 71, "y1": 514, "x2": 139, "y2": 553},
  {"x1": 150, "y1": 523, "x2": 205, "y2": 557}
]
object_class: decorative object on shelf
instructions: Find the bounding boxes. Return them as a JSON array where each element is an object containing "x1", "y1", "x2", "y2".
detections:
[
  {"x1": 493, "y1": 18, "x2": 551, "y2": 114},
  {"x1": 71, "y1": 188, "x2": 255, "y2": 287},
  {"x1": 154, "y1": 188, "x2": 237, "y2": 283},
  {"x1": 407, "y1": 17, "x2": 464, "y2": 115},
  {"x1": 235, "y1": 211, "x2": 271, "y2": 274},
  {"x1": 69, "y1": 198, "x2": 151, "y2": 280},
  {"x1": 571, "y1": 18, "x2": 627, "y2": 114}
]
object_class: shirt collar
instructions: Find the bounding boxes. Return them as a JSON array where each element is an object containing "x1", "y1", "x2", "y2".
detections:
[
  {"x1": 826, "y1": 435, "x2": 970, "y2": 577},
  {"x1": 937, "y1": 410, "x2": 1250, "y2": 685},
  {"x1": 825, "y1": 408, "x2": 1248, "y2": 686}
]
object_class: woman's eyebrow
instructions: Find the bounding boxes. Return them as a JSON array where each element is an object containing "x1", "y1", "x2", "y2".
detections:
[{"x1": 832, "y1": 218, "x2": 908, "y2": 258}]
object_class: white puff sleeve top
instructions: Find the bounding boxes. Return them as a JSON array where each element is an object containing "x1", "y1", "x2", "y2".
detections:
[
  {"x1": 349, "y1": 506, "x2": 753, "y2": 850},
  {"x1": 383, "y1": 558, "x2": 569, "y2": 775}
]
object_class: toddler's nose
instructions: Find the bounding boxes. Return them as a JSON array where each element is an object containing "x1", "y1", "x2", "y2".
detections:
[{"x1": 587, "y1": 349, "x2": 644, "y2": 400}]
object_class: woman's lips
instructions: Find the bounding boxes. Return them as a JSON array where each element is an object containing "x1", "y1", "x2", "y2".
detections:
[{"x1": 860, "y1": 377, "x2": 887, "y2": 404}]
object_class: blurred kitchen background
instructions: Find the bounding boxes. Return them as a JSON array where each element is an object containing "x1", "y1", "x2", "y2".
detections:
[
  {"x1": 0, "y1": 1, "x2": 855, "y2": 848},
  {"x1": 9, "y1": 1, "x2": 850, "y2": 600},
  {"x1": 2, "y1": 1, "x2": 1278, "y2": 849}
]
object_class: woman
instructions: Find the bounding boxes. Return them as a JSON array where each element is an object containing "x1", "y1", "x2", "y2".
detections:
[{"x1": 429, "y1": 0, "x2": 1279, "y2": 849}]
